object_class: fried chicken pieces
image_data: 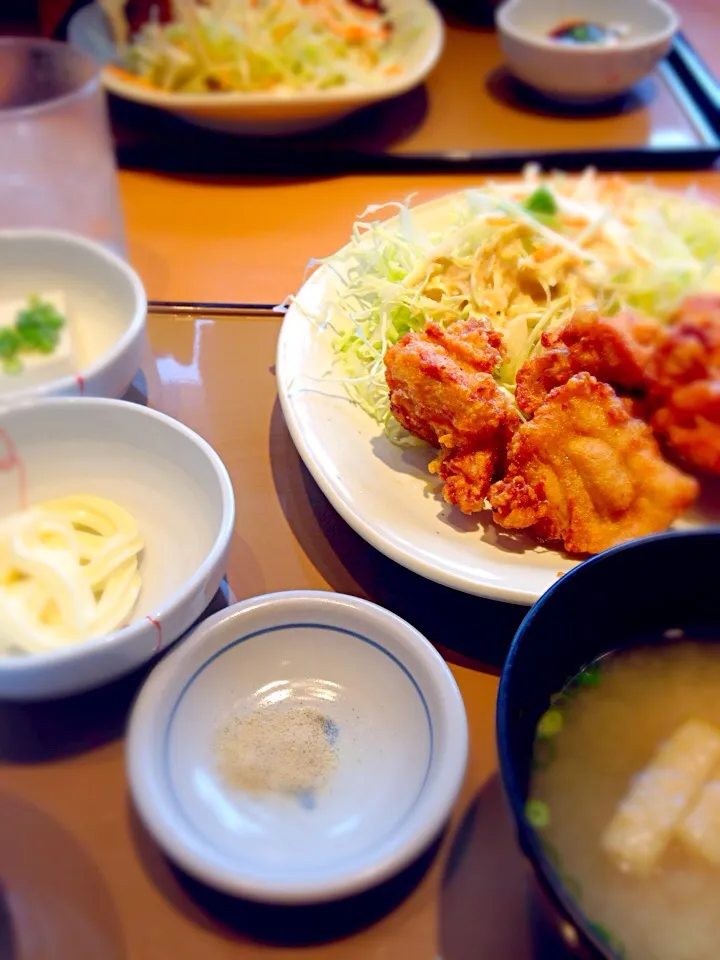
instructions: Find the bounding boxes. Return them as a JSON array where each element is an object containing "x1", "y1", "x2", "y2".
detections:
[
  {"x1": 515, "y1": 307, "x2": 664, "y2": 416},
  {"x1": 384, "y1": 318, "x2": 520, "y2": 513},
  {"x1": 489, "y1": 373, "x2": 698, "y2": 555},
  {"x1": 383, "y1": 297, "x2": 720, "y2": 555}
]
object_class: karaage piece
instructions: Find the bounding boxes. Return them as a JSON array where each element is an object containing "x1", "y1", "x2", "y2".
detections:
[
  {"x1": 515, "y1": 308, "x2": 665, "y2": 416},
  {"x1": 644, "y1": 295, "x2": 720, "y2": 473},
  {"x1": 652, "y1": 380, "x2": 720, "y2": 474},
  {"x1": 489, "y1": 373, "x2": 698, "y2": 554},
  {"x1": 646, "y1": 294, "x2": 720, "y2": 394},
  {"x1": 385, "y1": 317, "x2": 519, "y2": 514}
]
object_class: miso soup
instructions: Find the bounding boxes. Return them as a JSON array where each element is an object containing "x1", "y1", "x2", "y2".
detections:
[{"x1": 528, "y1": 641, "x2": 720, "y2": 960}]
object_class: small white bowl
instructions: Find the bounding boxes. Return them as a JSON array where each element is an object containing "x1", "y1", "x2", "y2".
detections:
[
  {"x1": 68, "y1": 0, "x2": 444, "y2": 135},
  {"x1": 0, "y1": 230, "x2": 146, "y2": 403},
  {"x1": 0, "y1": 397, "x2": 234, "y2": 700},
  {"x1": 127, "y1": 591, "x2": 468, "y2": 904},
  {"x1": 496, "y1": 0, "x2": 679, "y2": 103}
]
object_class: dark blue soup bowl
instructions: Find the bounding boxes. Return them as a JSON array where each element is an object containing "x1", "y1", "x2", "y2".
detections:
[{"x1": 496, "y1": 529, "x2": 720, "y2": 959}]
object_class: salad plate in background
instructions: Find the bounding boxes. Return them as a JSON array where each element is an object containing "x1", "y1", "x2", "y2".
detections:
[
  {"x1": 69, "y1": 0, "x2": 444, "y2": 135},
  {"x1": 277, "y1": 171, "x2": 720, "y2": 605}
]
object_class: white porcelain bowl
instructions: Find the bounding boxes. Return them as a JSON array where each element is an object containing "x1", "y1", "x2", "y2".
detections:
[
  {"x1": 127, "y1": 591, "x2": 468, "y2": 903},
  {"x1": 0, "y1": 398, "x2": 234, "y2": 700},
  {"x1": 68, "y1": 0, "x2": 444, "y2": 135},
  {"x1": 496, "y1": 0, "x2": 679, "y2": 102},
  {"x1": 0, "y1": 230, "x2": 146, "y2": 403}
]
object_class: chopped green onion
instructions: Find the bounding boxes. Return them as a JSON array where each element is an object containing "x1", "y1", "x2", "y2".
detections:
[
  {"x1": 0, "y1": 328, "x2": 21, "y2": 360},
  {"x1": 0, "y1": 295, "x2": 67, "y2": 374},
  {"x1": 576, "y1": 664, "x2": 603, "y2": 688},
  {"x1": 537, "y1": 708, "x2": 564, "y2": 738},
  {"x1": 16, "y1": 295, "x2": 65, "y2": 353},
  {"x1": 526, "y1": 798, "x2": 550, "y2": 829}
]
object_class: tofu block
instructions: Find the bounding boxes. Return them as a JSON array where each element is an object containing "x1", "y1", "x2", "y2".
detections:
[
  {"x1": 602, "y1": 719, "x2": 720, "y2": 876},
  {"x1": 677, "y1": 769, "x2": 720, "y2": 865},
  {"x1": 0, "y1": 291, "x2": 77, "y2": 392}
]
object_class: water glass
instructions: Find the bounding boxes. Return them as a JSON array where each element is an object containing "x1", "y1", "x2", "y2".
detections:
[{"x1": 0, "y1": 37, "x2": 126, "y2": 255}]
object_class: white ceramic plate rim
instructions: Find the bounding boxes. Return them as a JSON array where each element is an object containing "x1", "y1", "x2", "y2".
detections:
[
  {"x1": 0, "y1": 396, "x2": 235, "y2": 671},
  {"x1": 0, "y1": 229, "x2": 147, "y2": 404},
  {"x1": 126, "y1": 590, "x2": 469, "y2": 903},
  {"x1": 92, "y1": 0, "x2": 444, "y2": 109}
]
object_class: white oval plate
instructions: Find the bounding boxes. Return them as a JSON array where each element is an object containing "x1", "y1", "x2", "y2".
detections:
[
  {"x1": 276, "y1": 189, "x2": 713, "y2": 606},
  {"x1": 69, "y1": 0, "x2": 444, "y2": 135}
]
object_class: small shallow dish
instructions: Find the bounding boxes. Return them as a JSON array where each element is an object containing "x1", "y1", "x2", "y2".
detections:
[
  {"x1": 0, "y1": 397, "x2": 234, "y2": 700},
  {"x1": 496, "y1": 0, "x2": 679, "y2": 103},
  {"x1": 497, "y1": 529, "x2": 720, "y2": 958},
  {"x1": 68, "y1": 0, "x2": 444, "y2": 135},
  {"x1": 127, "y1": 591, "x2": 468, "y2": 903},
  {"x1": 0, "y1": 230, "x2": 146, "y2": 403}
]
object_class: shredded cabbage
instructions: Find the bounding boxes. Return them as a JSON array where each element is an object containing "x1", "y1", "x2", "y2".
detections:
[
  {"x1": 121, "y1": 0, "x2": 416, "y2": 93},
  {"x1": 303, "y1": 169, "x2": 720, "y2": 441}
]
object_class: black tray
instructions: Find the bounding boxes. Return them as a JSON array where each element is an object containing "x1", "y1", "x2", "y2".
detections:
[{"x1": 59, "y1": 6, "x2": 720, "y2": 175}]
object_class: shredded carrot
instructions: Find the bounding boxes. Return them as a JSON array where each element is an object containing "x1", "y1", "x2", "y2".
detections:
[{"x1": 105, "y1": 64, "x2": 158, "y2": 90}]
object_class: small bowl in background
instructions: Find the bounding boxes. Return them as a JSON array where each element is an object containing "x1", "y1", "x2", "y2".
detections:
[
  {"x1": 0, "y1": 397, "x2": 235, "y2": 700},
  {"x1": 496, "y1": 0, "x2": 679, "y2": 103},
  {"x1": 127, "y1": 591, "x2": 468, "y2": 904},
  {"x1": 497, "y1": 530, "x2": 720, "y2": 958},
  {"x1": 0, "y1": 230, "x2": 146, "y2": 402}
]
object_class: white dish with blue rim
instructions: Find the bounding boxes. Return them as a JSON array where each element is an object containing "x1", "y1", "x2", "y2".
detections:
[{"x1": 127, "y1": 590, "x2": 468, "y2": 904}]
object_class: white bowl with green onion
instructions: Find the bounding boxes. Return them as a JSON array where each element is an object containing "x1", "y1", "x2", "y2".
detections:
[
  {"x1": 0, "y1": 230, "x2": 146, "y2": 404},
  {"x1": 68, "y1": 0, "x2": 444, "y2": 135}
]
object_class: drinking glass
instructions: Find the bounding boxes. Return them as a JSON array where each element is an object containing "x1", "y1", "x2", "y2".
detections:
[{"x1": 0, "y1": 37, "x2": 126, "y2": 255}]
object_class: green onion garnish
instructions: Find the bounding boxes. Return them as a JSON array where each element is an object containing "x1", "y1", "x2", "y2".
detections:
[
  {"x1": 525, "y1": 798, "x2": 550, "y2": 829},
  {"x1": 524, "y1": 185, "x2": 558, "y2": 217},
  {"x1": 537, "y1": 708, "x2": 564, "y2": 738},
  {"x1": 0, "y1": 295, "x2": 66, "y2": 374}
]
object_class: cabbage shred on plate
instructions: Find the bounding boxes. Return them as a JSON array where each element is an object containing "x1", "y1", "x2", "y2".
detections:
[
  {"x1": 118, "y1": 0, "x2": 415, "y2": 93},
  {"x1": 302, "y1": 169, "x2": 720, "y2": 442}
]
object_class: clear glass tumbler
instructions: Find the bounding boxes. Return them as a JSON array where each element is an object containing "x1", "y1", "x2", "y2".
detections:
[{"x1": 0, "y1": 37, "x2": 126, "y2": 255}]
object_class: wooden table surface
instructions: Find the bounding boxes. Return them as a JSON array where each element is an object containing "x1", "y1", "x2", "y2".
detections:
[{"x1": 123, "y1": 170, "x2": 720, "y2": 305}]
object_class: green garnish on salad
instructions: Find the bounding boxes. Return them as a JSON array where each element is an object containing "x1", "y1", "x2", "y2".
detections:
[
  {"x1": 300, "y1": 169, "x2": 720, "y2": 442},
  {"x1": 524, "y1": 184, "x2": 558, "y2": 217},
  {"x1": 0, "y1": 296, "x2": 66, "y2": 375}
]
